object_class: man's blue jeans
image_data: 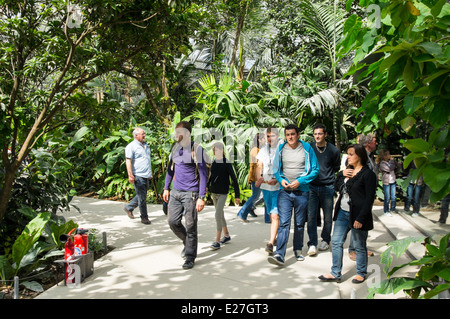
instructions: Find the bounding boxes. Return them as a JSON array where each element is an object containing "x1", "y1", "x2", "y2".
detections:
[
  {"x1": 331, "y1": 209, "x2": 368, "y2": 280},
  {"x1": 383, "y1": 183, "x2": 397, "y2": 212},
  {"x1": 274, "y1": 189, "x2": 308, "y2": 261},
  {"x1": 405, "y1": 183, "x2": 421, "y2": 213},
  {"x1": 237, "y1": 182, "x2": 267, "y2": 221},
  {"x1": 307, "y1": 184, "x2": 334, "y2": 246},
  {"x1": 125, "y1": 176, "x2": 149, "y2": 218}
]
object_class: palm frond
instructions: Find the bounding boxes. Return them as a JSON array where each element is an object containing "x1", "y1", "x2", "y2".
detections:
[
  {"x1": 298, "y1": 0, "x2": 346, "y2": 64},
  {"x1": 300, "y1": 88, "x2": 339, "y2": 115}
]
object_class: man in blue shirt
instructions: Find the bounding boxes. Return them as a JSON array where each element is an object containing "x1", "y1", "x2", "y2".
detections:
[
  {"x1": 124, "y1": 128, "x2": 152, "y2": 225},
  {"x1": 269, "y1": 124, "x2": 319, "y2": 266}
]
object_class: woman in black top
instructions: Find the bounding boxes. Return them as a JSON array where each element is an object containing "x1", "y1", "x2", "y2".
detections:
[
  {"x1": 319, "y1": 144, "x2": 376, "y2": 284},
  {"x1": 208, "y1": 142, "x2": 240, "y2": 250}
]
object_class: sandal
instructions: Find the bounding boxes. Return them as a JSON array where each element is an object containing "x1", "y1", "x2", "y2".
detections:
[
  {"x1": 318, "y1": 274, "x2": 341, "y2": 283},
  {"x1": 352, "y1": 275, "x2": 366, "y2": 284}
]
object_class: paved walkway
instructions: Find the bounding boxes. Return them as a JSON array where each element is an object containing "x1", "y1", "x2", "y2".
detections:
[{"x1": 36, "y1": 196, "x2": 449, "y2": 300}]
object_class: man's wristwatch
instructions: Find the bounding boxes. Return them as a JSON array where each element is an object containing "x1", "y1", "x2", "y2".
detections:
[{"x1": 199, "y1": 195, "x2": 206, "y2": 201}]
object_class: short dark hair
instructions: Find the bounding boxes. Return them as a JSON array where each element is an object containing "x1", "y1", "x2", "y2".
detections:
[
  {"x1": 313, "y1": 123, "x2": 327, "y2": 134},
  {"x1": 176, "y1": 121, "x2": 192, "y2": 133},
  {"x1": 347, "y1": 143, "x2": 368, "y2": 166},
  {"x1": 253, "y1": 133, "x2": 261, "y2": 148},
  {"x1": 284, "y1": 124, "x2": 299, "y2": 134},
  {"x1": 266, "y1": 127, "x2": 279, "y2": 135}
]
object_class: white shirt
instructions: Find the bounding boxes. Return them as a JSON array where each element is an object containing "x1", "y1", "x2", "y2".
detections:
[
  {"x1": 340, "y1": 178, "x2": 350, "y2": 212},
  {"x1": 256, "y1": 141, "x2": 281, "y2": 191}
]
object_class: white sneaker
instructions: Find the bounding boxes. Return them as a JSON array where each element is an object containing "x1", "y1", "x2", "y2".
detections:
[
  {"x1": 307, "y1": 245, "x2": 318, "y2": 256},
  {"x1": 318, "y1": 241, "x2": 329, "y2": 251},
  {"x1": 384, "y1": 212, "x2": 392, "y2": 217}
]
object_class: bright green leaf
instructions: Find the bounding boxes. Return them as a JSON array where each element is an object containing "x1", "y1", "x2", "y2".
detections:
[
  {"x1": 403, "y1": 138, "x2": 430, "y2": 153},
  {"x1": 423, "y1": 163, "x2": 450, "y2": 192},
  {"x1": 403, "y1": 94, "x2": 422, "y2": 114}
]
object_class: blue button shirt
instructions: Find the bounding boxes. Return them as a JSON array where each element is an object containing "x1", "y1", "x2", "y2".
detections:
[{"x1": 125, "y1": 139, "x2": 152, "y2": 178}]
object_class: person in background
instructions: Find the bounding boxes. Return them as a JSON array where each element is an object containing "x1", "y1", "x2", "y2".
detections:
[
  {"x1": 377, "y1": 149, "x2": 399, "y2": 216},
  {"x1": 307, "y1": 124, "x2": 340, "y2": 256},
  {"x1": 208, "y1": 142, "x2": 240, "y2": 250},
  {"x1": 404, "y1": 161, "x2": 423, "y2": 217},
  {"x1": 439, "y1": 194, "x2": 449, "y2": 224},
  {"x1": 359, "y1": 133, "x2": 378, "y2": 177},
  {"x1": 124, "y1": 127, "x2": 153, "y2": 225},
  {"x1": 255, "y1": 127, "x2": 281, "y2": 255},
  {"x1": 319, "y1": 144, "x2": 376, "y2": 283},
  {"x1": 237, "y1": 133, "x2": 266, "y2": 222}
]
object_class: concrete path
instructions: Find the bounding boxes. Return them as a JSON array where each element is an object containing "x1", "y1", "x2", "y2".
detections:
[{"x1": 36, "y1": 196, "x2": 449, "y2": 300}]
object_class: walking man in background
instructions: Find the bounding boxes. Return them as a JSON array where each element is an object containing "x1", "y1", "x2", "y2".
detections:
[
  {"x1": 307, "y1": 124, "x2": 340, "y2": 256},
  {"x1": 124, "y1": 127, "x2": 152, "y2": 225}
]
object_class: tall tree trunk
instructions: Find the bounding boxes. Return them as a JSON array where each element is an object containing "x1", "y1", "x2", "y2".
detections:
[
  {"x1": 230, "y1": 1, "x2": 248, "y2": 69},
  {"x1": 161, "y1": 58, "x2": 169, "y2": 115},
  {"x1": 0, "y1": 160, "x2": 21, "y2": 223},
  {"x1": 332, "y1": 0, "x2": 341, "y2": 151},
  {"x1": 141, "y1": 81, "x2": 167, "y2": 124}
]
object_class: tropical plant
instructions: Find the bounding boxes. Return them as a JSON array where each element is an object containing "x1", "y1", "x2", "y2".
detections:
[
  {"x1": 0, "y1": 0, "x2": 203, "y2": 224},
  {"x1": 298, "y1": 0, "x2": 348, "y2": 149},
  {"x1": 191, "y1": 71, "x2": 290, "y2": 189},
  {"x1": 298, "y1": 0, "x2": 346, "y2": 82},
  {"x1": 0, "y1": 212, "x2": 77, "y2": 292},
  {"x1": 0, "y1": 138, "x2": 80, "y2": 257},
  {"x1": 339, "y1": 0, "x2": 450, "y2": 202},
  {"x1": 368, "y1": 233, "x2": 450, "y2": 299}
]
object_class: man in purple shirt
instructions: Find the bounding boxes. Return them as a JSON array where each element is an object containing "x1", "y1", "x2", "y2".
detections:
[{"x1": 163, "y1": 121, "x2": 208, "y2": 269}]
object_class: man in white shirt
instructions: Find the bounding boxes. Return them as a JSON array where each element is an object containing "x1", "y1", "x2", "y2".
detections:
[
  {"x1": 124, "y1": 128, "x2": 152, "y2": 225},
  {"x1": 255, "y1": 127, "x2": 281, "y2": 255}
]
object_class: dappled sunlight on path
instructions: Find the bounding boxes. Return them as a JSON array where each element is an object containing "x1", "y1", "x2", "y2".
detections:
[{"x1": 37, "y1": 196, "x2": 416, "y2": 299}]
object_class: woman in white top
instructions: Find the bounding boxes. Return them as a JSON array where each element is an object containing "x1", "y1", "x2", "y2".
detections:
[{"x1": 255, "y1": 127, "x2": 281, "y2": 255}]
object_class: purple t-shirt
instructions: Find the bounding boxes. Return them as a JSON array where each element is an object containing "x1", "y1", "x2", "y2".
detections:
[{"x1": 164, "y1": 142, "x2": 208, "y2": 197}]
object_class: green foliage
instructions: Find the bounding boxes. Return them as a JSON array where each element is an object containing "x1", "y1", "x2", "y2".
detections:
[
  {"x1": 0, "y1": 140, "x2": 79, "y2": 256},
  {"x1": 340, "y1": 0, "x2": 450, "y2": 202},
  {"x1": 11, "y1": 212, "x2": 51, "y2": 275},
  {"x1": 0, "y1": 0, "x2": 207, "y2": 223},
  {"x1": 368, "y1": 233, "x2": 450, "y2": 299},
  {"x1": 0, "y1": 211, "x2": 76, "y2": 292}
]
